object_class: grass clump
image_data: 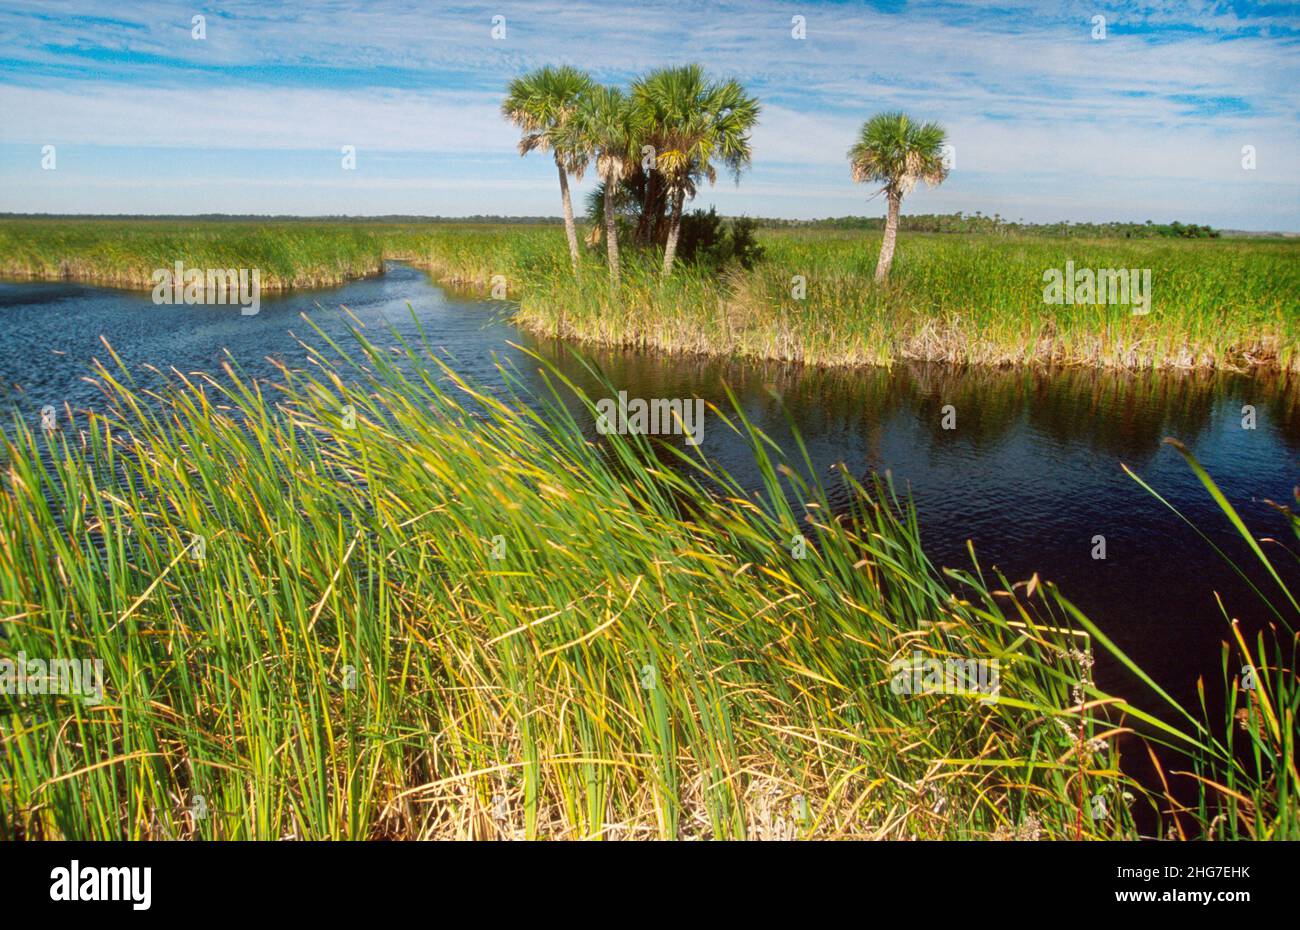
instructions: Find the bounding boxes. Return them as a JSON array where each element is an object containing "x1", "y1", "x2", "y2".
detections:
[
  {"x1": 423, "y1": 225, "x2": 1300, "y2": 373},
  {"x1": 0, "y1": 218, "x2": 386, "y2": 290},
  {"x1": 0, "y1": 320, "x2": 1294, "y2": 839}
]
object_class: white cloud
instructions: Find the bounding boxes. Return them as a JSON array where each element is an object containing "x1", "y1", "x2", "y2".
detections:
[
  {"x1": 0, "y1": 84, "x2": 516, "y2": 152},
  {"x1": 0, "y1": 0, "x2": 1296, "y2": 227}
]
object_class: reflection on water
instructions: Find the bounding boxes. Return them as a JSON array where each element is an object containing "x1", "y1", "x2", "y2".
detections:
[
  {"x1": 2, "y1": 262, "x2": 1297, "y2": 711},
  {"x1": 529, "y1": 338, "x2": 1299, "y2": 705}
]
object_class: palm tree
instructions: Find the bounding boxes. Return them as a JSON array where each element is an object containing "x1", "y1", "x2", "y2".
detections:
[
  {"x1": 559, "y1": 85, "x2": 635, "y2": 287},
  {"x1": 632, "y1": 65, "x2": 760, "y2": 277},
  {"x1": 848, "y1": 112, "x2": 948, "y2": 283},
  {"x1": 501, "y1": 66, "x2": 594, "y2": 272}
]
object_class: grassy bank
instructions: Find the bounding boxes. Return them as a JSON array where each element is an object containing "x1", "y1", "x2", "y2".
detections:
[
  {"x1": 1, "y1": 323, "x2": 1295, "y2": 840},
  {"x1": 2, "y1": 219, "x2": 1296, "y2": 371},
  {"x1": 0, "y1": 219, "x2": 388, "y2": 291},
  {"x1": 413, "y1": 225, "x2": 1300, "y2": 372}
]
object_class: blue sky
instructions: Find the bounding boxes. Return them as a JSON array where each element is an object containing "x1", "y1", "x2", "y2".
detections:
[{"x1": 1, "y1": 0, "x2": 1298, "y2": 229}]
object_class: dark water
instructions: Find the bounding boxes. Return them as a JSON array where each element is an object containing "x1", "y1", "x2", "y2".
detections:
[{"x1": 2, "y1": 262, "x2": 1297, "y2": 712}]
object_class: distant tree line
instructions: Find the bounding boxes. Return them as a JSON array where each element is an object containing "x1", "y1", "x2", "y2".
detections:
[{"x1": 757, "y1": 212, "x2": 1220, "y2": 238}]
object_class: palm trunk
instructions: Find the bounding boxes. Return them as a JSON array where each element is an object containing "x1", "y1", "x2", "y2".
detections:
[
  {"x1": 557, "y1": 157, "x2": 580, "y2": 273},
  {"x1": 874, "y1": 190, "x2": 901, "y2": 283},
  {"x1": 603, "y1": 173, "x2": 621, "y2": 288},
  {"x1": 636, "y1": 170, "x2": 656, "y2": 245},
  {"x1": 652, "y1": 184, "x2": 670, "y2": 244},
  {"x1": 661, "y1": 188, "x2": 685, "y2": 277}
]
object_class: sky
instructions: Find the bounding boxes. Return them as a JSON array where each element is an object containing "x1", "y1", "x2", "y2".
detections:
[{"x1": 0, "y1": 0, "x2": 1297, "y2": 229}]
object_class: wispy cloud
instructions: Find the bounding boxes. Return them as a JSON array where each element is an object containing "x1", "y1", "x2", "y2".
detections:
[{"x1": 1, "y1": 0, "x2": 1296, "y2": 228}]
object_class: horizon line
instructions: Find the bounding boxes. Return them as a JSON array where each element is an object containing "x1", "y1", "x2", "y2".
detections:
[{"x1": 3, "y1": 212, "x2": 1297, "y2": 236}]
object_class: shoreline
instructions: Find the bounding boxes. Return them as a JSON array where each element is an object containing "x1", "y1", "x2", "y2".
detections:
[
  {"x1": 416, "y1": 262, "x2": 1296, "y2": 376},
  {"x1": 511, "y1": 301, "x2": 1289, "y2": 374},
  {"x1": 4, "y1": 257, "x2": 1294, "y2": 376},
  {"x1": 3, "y1": 218, "x2": 1295, "y2": 375},
  {"x1": 0, "y1": 263, "x2": 385, "y2": 293}
]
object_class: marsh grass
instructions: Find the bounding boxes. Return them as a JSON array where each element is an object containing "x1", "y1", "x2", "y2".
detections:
[
  {"x1": 2, "y1": 219, "x2": 1294, "y2": 370},
  {"x1": 422, "y1": 226, "x2": 1300, "y2": 372},
  {"x1": 0, "y1": 318, "x2": 1294, "y2": 839},
  {"x1": 0, "y1": 219, "x2": 387, "y2": 290}
]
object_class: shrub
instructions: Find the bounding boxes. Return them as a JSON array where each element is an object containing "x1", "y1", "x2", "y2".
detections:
[{"x1": 676, "y1": 208, "x2": 765, "y2": 270}]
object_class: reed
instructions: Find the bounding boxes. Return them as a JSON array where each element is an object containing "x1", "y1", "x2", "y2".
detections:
[
  {"x1": 419, "y1": 225, "x2": 1300, "y2": 373},
  {"x1": 2, "y1": 218, "x2": 1294, "y2": 371},
  {"x1": 0, "y1": 320, "x2": 1293, "y2": 839},
  {"x1": 0, "y1": 218, "x2": 387, "y2": 291}
]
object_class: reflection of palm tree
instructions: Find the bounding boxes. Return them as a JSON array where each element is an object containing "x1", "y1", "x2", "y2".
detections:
[
  {"x1": 632, "y1": 65, "x2": 760, "y2": 276},
  {"x1": 502, "y1": 66, "x2": 594, "y2": 272},
  {"x1": 848, "y1": 112, "x2": 948, "y2": 283},
  {"x1": 527, "y1": 334, "x2": 1264, "y2": 470}
]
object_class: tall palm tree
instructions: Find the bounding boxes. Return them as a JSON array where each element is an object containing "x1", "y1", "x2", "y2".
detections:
[
  {"x1": 632, "y1": 65, "x2": 760, "y2": 277},
  {"x1": 848, "y1": 111, "x2": 948, "y2": 283},
  {"x1": 559, "y1": 85, "x2": 635, "y2": 287},
  {"x1": 501, "y1": 66, "x2": 594, "y2": 272}
]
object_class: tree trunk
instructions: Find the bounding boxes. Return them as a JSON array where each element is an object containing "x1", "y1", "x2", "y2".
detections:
[
  {"x1": 652, "y1": 182, "x2": 670, "y2": 245},
  {"x1": 636, "y1": 169, "x2": 657, "y2": 245},
  {"x1": 557, "y1": 157, "x2": 580, "y2": 273},
  {"x1": 603, "y1": 173, "x2": 621, "y2": 288},
  {"x1": 661, "y1": 188, "x2": 685, "y2": 277},
  {"x1": 874, "y1": 190, "x2": 901, "y2": 283}
]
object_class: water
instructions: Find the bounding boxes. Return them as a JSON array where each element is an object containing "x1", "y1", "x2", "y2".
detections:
[{"x1": 2, "y1": 261, "x2": 1297, "y2": 711}]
